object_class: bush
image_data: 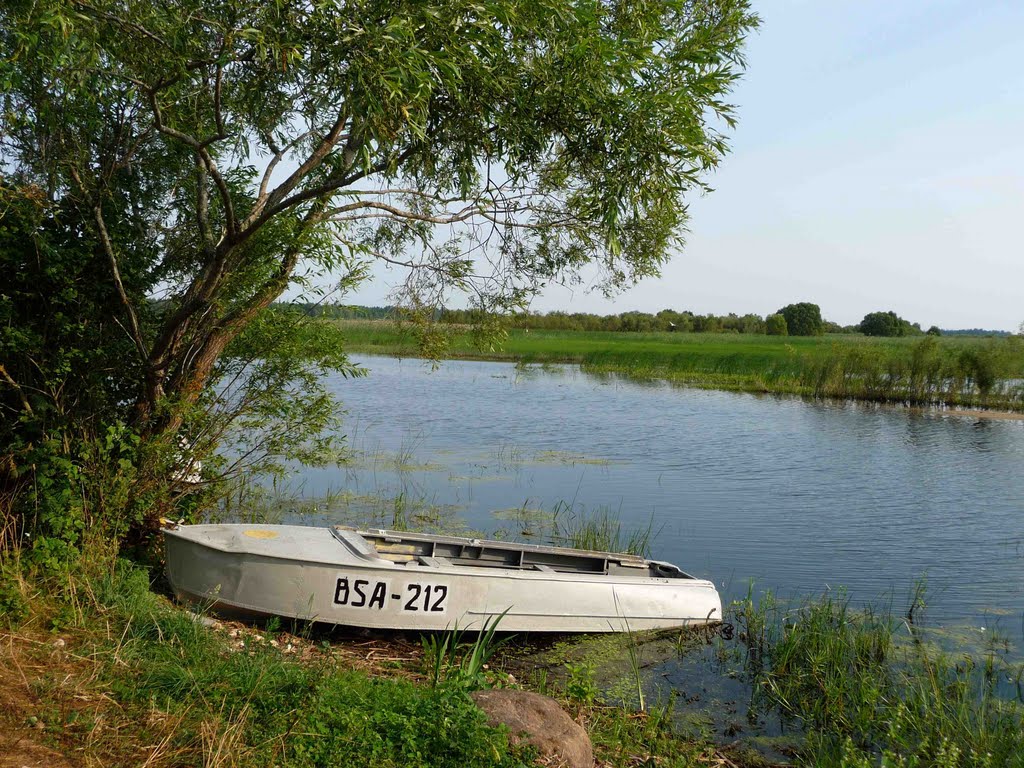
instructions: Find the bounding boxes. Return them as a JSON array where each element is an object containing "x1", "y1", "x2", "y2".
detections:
[
  {"x1": 777, "y1": 303, "x2": 823, "y2": 336},
  {"x1": 765, "y1": 313, "x2": 788, "y2": 336},
  {"x1": 860, "y1": 310, "x2": 915, "y2": 337}
]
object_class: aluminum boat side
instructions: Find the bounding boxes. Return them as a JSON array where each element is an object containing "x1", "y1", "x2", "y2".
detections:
[{"x1": 163, "y1": 524, "x2": 721, "y2": 633}]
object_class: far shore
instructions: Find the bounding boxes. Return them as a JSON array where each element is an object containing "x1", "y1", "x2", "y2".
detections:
[
  {"x1": 934, "y1": 407, "x2": 1024, "y2": 421},
  {"x1": 334, "y1": 322, "x2": 1024, "y2": 416}
]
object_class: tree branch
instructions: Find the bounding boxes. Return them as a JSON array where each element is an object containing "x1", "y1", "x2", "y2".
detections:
[
  {"x1": 147, "y1": 87, "x2": 237, "y2": 236},
  {"x1": 325, "y1": 199, "x2": 481, "y2": 225},
  {"x1": 67, "y1": 165, "x2": 149, "y2": 361},
  {"x1": 91, "y1": 203, "x2": 149, "y2": 361},
  {"x1": 0, "y1": 364, "x2": 33, "y2": 415},
  {"x1": 194, "y1": 157, "x2": 216, "y2": 256},
  {"x1": 246, "y1": 111, "x2": 354, "y2": 228},
  {"x1": 259, "y1": 144, "x2": 418, "y2": 227}
]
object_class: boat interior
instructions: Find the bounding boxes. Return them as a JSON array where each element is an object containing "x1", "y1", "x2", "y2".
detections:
[{"x1": 331, "y1": 527, "x2": 691, "y2": 579}]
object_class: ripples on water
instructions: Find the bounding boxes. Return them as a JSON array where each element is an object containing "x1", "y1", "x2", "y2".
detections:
[
  {"x1": 251, "y1": 354, "x2": 1024, "y2": 753},
  {"x1": 279, "y1": 355, "x2": 1024, "y2": 630}
]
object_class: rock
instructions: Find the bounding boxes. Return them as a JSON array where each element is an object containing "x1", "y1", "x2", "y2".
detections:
[
  {"x1": 470, "y1": 690, "x2": 593, "y2": 768},
  {"x1": 191, "y1": 614, "x2": 218, "y2": 628}
]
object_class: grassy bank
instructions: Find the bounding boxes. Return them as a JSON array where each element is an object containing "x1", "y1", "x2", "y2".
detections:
[
  {"x1": 0, "y1": 551, "x2": 730, "y2": 768},
  {"x1": 336, "y1": 321, "x2": 1024, "y2": 411},
  {"x1": 4, "y1": 549, "x2": 1023, "y2": 767}
]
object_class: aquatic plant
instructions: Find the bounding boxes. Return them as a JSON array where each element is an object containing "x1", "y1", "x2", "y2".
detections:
[
  {"x1": 731, "y1": 589, "x2": 1024, "y2": 767},
  {"x1": 337, "y1": 323, "x2": 1024, "y2": 411},
  {"x1": 553, "y1": 506, "x2": 655, "y2": 557}
]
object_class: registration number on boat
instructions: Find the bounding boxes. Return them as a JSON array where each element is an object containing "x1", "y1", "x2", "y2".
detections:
[{"x1": 333, "y1": 577, "x2": 448, "y2": 613}]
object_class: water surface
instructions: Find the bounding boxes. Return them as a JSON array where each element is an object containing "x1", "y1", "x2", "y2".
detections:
[{"x1": 278, "y1": 355, "x2": 1024, "y2": 631}]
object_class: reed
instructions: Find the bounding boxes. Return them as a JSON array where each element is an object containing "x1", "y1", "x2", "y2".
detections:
[
  {"x1": 616, "y1": 601, "x2": 646, "y2": 712},
  {"x1": 336, "y1": 321, "x2": 1024, "y2": 411},
  {"x1": 731, "y1": 589, "x2": 1024, "y2": 767},
  {"x1": 552, "y1": 505, "x2": 654, "y2": 557},
  {"x1": 420, "y1": 610, "x2": 511, "y2": 689}
]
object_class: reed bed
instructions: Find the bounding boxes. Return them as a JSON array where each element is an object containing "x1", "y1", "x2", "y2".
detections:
[
  {"x1": 732, "y1": 589, "x2": 1024, "y2": 767},
  {"x1": 336, "y1": 321, "x2": 1024, "y2": 411},
  {"x1": 551, "y1": 502, "x2": 655, "y2": 557}
]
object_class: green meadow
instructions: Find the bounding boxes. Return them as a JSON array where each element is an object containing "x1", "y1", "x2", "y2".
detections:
[{"x1": 336, "y1": 321, "x2": 1024, "y2": 412}]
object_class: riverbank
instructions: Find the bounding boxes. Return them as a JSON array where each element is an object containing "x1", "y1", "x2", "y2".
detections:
[
  {"x1": 334, "y1": 321, "x2": 1024, "y2": 412},
  {"x1": 4, "y1": 550, "x2": 1023, "y2": 767},
  {"x1": 0, "y1": 551, "x2": 755, "y2": 768}
]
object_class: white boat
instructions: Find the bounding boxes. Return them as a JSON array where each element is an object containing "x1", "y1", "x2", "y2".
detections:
[{"x1": 162, "y1": 523, "x2": 722, "y2": 633}]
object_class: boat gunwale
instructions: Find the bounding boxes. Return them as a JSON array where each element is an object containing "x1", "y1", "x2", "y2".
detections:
[
  {"x1": 162, "y1": 526, "x2": 717, "y2": 588},
  {"x1": 334, "y1": 525, "x2": 653, "y2": 565}
]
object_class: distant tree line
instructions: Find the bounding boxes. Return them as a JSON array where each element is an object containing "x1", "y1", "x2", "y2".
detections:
[
  {"x1": 288, "y1": 304, "x2": 396, "y2": 320},
  {"x1": 940, "y1": 328, "x2": 1011, "y2": 337},
  {"x1": 441, "y1": 302, "x2": 844, "y2": 336},
  {"x1": 288, "y1": 302, "x2": 1009, "y2": 339}
]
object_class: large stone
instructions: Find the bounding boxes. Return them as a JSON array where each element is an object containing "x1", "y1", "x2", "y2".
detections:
[{"x1": 470, "y1": 689, "x2": 593, "y2": 768}]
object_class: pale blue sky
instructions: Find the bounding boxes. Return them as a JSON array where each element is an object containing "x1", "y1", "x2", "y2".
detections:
[{"x1": 354, "y1": 0, "x2": 1024, "y2": 330}]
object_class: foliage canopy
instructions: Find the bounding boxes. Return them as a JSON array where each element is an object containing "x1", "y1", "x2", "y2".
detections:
[
  {"x1": 777, "y1": 302, "x2": 824, "y2": 337},
  {"x1": 1, "y1": 0, "x2": 756, "y2": 549},
  {"x1": 859, "y1": 311, "x2": 920, "y2": 338},
  {"x1": 765, "y1": 313, "x2": 788, "y2": 336}
]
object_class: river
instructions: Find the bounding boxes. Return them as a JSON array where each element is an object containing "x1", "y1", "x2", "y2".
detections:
[{"x1": 271, "y1": 354, "x2": 1024, "y2": 634}]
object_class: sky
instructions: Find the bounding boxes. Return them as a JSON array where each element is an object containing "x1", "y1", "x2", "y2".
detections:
[{"x1": 350, "y1": 0, "x2": 1024, "y2": 331}]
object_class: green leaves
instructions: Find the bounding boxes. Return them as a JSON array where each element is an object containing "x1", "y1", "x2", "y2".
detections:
[
  {"x1": 3, "y1": 0, "x2": 758, "y2": 318},
  {"x1": 1, "y1": 0, "x2": 756, "y2": 552}
]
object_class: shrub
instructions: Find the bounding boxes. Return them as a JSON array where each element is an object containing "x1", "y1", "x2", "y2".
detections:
[
  {"x1": 765, "y1": 313, "x2": 788, "y2": 336},
  {"x1": 777, "y1": 303, "x2": 823, "y2": 336}
]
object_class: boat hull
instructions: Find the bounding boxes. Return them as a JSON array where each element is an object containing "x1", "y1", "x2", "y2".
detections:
[{"x1": 164, "y1": 524, "x2": 721, "y2": 633}]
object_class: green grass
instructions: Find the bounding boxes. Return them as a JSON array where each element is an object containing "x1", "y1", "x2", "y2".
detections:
[
  {"x1": 551, "y1": 502, "x2": 654, "y2": 557},
  {"x1": 12, "y1": 560, "x2": 530, "y2": 768},
  {"x1": 0, "y1": 549, "x2": 738, "y2": 767},
  {"x1": 337, "y1": 321, "x2": 1024, "y2": 411},
  {"x1": 731, "y1": 588, "x2": 1024, "y2": 767}
]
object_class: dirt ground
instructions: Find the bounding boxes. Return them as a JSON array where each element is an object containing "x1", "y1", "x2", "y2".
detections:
[
  {"x1": 0, "y1": 633, "x2": 80, "y2": 767},
  {"x1": 0, "y1": 618, "x2": 428, "y2": 768}
]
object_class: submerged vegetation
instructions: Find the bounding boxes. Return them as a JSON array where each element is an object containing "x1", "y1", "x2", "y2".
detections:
[{"x1": 336, "y1": 322, "x2": 1024, "y2": 411}]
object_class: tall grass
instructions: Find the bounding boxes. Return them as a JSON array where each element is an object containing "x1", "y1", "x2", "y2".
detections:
[
  {"x1": 732, "y1": 589, "x2": 1024, "y2": 767},
  {"x1": 0, "y1": 557, "x2": 530, "y2": 768},
  {"x1": 420, "y1": 610, "x2": 511, "y2": 689},
  {"x1": 335, "y1": 322, "x2": 1024, "y2": 411},
  {"x1": 552, "y1": 504, "x2": 654, "y2": 556}
]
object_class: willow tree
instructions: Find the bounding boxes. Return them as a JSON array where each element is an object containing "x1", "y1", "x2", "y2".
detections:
[{"x1": 0, "y1": 0, "x2": 756, "y2": 544}]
